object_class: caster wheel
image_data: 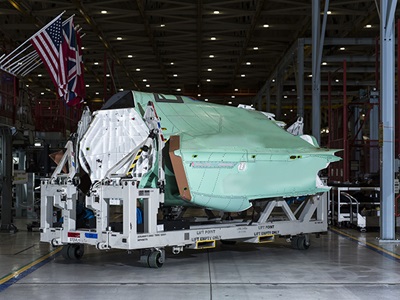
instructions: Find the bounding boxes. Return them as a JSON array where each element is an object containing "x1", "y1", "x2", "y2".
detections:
[
  {"x1": 62, "y1": 244, "x2": 84, "y2": 260},
  {"x1": 148, "y1": 251, "x2": 164, "y2": 268},
  {"x1": 291, "y1": 235, "x2": 310, "y2": 250},
  {"x1": 68, "y1": 244, "x2": 84, "y2": 260}
]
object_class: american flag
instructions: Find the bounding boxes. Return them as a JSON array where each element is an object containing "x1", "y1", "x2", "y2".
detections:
[
  {"x1": 30, "y1": 16, "x2": 85, "y2": 107},
  {"x1": 30, "y1": 17, "x2": 64, "y2": 97}
]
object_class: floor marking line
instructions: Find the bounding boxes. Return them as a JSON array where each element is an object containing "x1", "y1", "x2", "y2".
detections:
[
  {"x1": 0, "y1": 247, "x2": 62, "y2": 285},
  {"x1": 330, "y1": 227, "x2": 400, "y2": 260},
  {"x1": 13, "y1": 245, "x2": 35, "y2": 256}
]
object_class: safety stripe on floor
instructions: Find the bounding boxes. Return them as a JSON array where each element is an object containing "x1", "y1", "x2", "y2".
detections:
[
  {"x1": 0, "y1": 247, "x2": 62, "y2": 292},
  {"x1": 330, "y1": 227, "x2": 400, "y2": 262}
]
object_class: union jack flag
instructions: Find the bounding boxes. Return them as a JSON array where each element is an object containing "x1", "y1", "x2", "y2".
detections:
[{"x1": 61, "y1": 18, "x2": 85, "y2": 106}]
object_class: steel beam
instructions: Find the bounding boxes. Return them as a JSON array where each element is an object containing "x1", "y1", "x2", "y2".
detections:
[{"x1": 379, "y1": 0, "x2": 397, "y2": 242}]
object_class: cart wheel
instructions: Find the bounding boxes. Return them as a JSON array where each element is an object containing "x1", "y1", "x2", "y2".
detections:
[
  {"x1": 61, "y1": 245, "x2": 71, "y2": 260},
  {"x1": 291, "y1": 235, "x2": 310, "y2": 250},
  {"x1": 67, "y1": 244, "x2": 84, "y2": 260},
  {"x1": 296, "y1": 235, "x2": 310, "y2": 250},
  {"x1": 148, "y1": 251, "x2": 164, "y2": 268}
]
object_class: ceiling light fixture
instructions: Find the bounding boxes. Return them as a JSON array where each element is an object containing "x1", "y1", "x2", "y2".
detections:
[
  {"x1": 253, "y1": 47, "x2": 259, "y2": 50},
  {"x1": 176, "y1": 88, "x2": 181, "y2": 92},
  {"x1": 143, "y1": 79, "x2": 147, "y2": 82},
  {"x1": 136, "y1": 68, "x2": 141, "y2": 71},
  {"x1": 365, "y1": 24, "x2": 372, "y2": 28},
  {"x1": 94, "y1": 62, "x2": 99, "y2": 65},
  {"x1": 211, "y1": 37, "x2": 216, "y2": 40},
  {"x1": 228, "y1": 101, "x2": 232, "y2": 105},
  {"x1": 263, "y1": 24, "x2": 269, "y2": 28},
  {"x1": 213, "y1": 10, "x2": 220, "y2": 14},
  {"x1": 209, "y1": 55, "x2": 214, "y2": 58},
  {"x1": 128, "y1": 55, "x2": 133, "y2": 58},
  {"x1": 160, "y1": 24, "x2": 165, "y2": 27},
  {"x1": 241, "y1": 74, "x2": 245, "y2": 77},
  {"x1": 101, "y1": 10, "x2": 107, "y2": 14},
  {"x1": 206, "y1": 79, "x2": 211, "y2": 82},
  {"x1": 207, "y1": 68, "x2": 212, "y2": 71},
  {"x1": 339, "y1": 47, "x2": 345, "y2": 50},
  {"x1": 117, "y1": 37, "x2": 122, "y2": 40},
  {"x1": 173, "y1": 74, "x2": 178, "y2": 77},
  {"x1": 246, "y1": 62, "x2": 251, "y2": 65}
]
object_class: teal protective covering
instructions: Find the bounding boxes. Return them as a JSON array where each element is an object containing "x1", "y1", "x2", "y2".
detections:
[{"x1": 132, "y1": 91, "x2": 340, "y2": 212}]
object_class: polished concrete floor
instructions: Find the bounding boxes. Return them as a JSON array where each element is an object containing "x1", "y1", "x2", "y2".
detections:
[{"x1": 0, "y1": 219, "x2": 399, "y2": 300}]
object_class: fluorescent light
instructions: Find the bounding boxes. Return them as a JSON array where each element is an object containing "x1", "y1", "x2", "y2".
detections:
[
  {"x1": 143, "y1": 79, "x2": 147, "y2": 82},
  {"x1": 340, "y1": 47, "x2": 345, "y2": 50},
  {"x1": 207, "y1": 68, "x2": 212, "y2": 71},
  {"x1": 327, "y1": 10, "x2": 332, "y2": 14},
  {"x1": 205, "y1": 99, "x2": 209, "y2": 102},
  {"x1": 85, "y1": 84, "x2": 90, "y2": 87},
  {"x1": 322, "y1": 62, "x2": 327, "y2": 65},
  {"x1": 197, "y1": 94, "x2": 201, "y2": 97},
  {"x1": 136, "y1": 68, "x2": 141, "y2": 71},
  {"x1": 365, "y1": 24, "x2": 372, "y2": 28},
  {"x1": 246, "y1": 62, "x2": 251, "y2": 65},
  {"x1": 117, "y1": 37, "x2": 122, "y2": 40},
  {"x1": 95, "y1": 92, "x2": 99, "y2": 95},
  {"x1": 263, "y1": 24, "x2": 269, "y2": 28},
  {"x1": 234, "y1": 88, "x2": 238, "y2": 92},
  {"x1": 209, "y1": 54, "x2": 214, "y2": 58},
  {"x1": 231, "y1": 95, "x2": 235, "y2": 98},
  {"x1": 176, "y1": 88, "x2": 181, "y2": 92},
  {"x1": 211, "y1": 37, "x2": 216, "y2": 40},
  {"x1": 101, "y1": 10, "x2": 107, "y2": 14},
  {"x1": 213, "y1": 10, "x2": 220, "y2": 14},
  {"x1": 160, "y1": 24, "x2": 165, "y2": 27},
  {"x1": 38, "y1": 74, "x2": 42, "y2": 77},
  {"x1": 128, "y1": 55, "x2": 133, "y2": 58},
  {"x1": 146, "y1": 84, "x2": 150, "y2": 87},
  {"x1": 253, "y1": 47, "x2": 259, "y2": 50},
  {"x1": 241, "y1": 74, "x2": 245, "y2": 77},
  {"x1": 34, "y1": 142, "x2": 42, "y2": 147},
  {"x1": 170, "y1": 62, "x2": 174, "y2": 65},
  {"x1": 228, "y1": 101, "x2": 232, "y2": 105},
  {"x1": 94, "y1": 62, "x2": 99, "y2": 65},
  {"x1": 173, "y1": 74, "x2": 178, "y2": 77},
  {"x1": 206, "y1": 79, "x2": 211, "y2": 82}
]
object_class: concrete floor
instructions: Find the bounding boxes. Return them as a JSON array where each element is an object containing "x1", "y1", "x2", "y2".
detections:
[{"x1": 0, "y1": 220, "x2": 399, "y2": 300}]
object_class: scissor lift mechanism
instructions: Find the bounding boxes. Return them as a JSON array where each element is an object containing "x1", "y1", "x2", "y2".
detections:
[{"x1": 40, "y1": 103, "x2": 329, "y2": 268}]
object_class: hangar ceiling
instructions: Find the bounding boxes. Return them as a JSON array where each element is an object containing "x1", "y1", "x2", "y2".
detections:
[{"x1": 0, "y1": 0, "x2": 384, "y2": 108}]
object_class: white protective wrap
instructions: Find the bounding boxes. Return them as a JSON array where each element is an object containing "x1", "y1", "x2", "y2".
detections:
[{"x1": 79, "y1": 108, "x2": 149, "y2": 182}]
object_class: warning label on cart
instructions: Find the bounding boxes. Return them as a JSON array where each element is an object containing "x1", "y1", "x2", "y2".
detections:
[{"x1": 68, "y1": 237, "x2": 81, "y2": 243}]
